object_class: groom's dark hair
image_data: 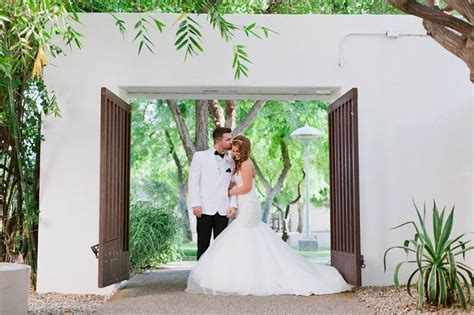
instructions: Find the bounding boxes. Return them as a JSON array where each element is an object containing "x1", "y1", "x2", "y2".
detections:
[{"x1": 212, "y1": 127, "x2": 232, "y2": 143}]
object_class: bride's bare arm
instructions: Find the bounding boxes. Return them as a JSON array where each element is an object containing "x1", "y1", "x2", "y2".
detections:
[{"x1": 229, "y1": 161, "x2": 253, "y2": 195}]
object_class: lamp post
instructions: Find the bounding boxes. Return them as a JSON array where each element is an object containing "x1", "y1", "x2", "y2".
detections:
[{"x1": 291, "y1": 125, "x2": 323, "y2": 250}]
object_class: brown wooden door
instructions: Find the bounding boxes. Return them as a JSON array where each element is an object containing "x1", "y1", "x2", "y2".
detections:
[
  {"x1": 328, "y1": 88, "x2": 362, "y2": 286},
  {"x1": 99, "y1": 87, "x2": 131, "y2": 288}
]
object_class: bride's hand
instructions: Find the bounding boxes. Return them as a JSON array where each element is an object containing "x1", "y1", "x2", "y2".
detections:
[
  {"x1": 228, "y1": 187, "x2": 237, "y2": 196},
  {"x1": 227, "y1": 207, "x2": 237, "y2": 218}
]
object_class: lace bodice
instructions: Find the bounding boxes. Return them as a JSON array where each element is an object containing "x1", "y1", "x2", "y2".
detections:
[{"x1": 233, "y1": 172, "x2": 261, "y2": 226}]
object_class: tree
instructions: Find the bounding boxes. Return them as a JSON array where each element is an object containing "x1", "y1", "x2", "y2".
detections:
[
  {"x1": 273, "y1": 171, "x2": 303, "y2": 242},
  {"x1": 388, "y1": 0, "x2": 474, "y2": 82},
  {"x1": 167, "y1": 99, "x2": 266, "y2": 164},
  {"x1": 0, "y1": 0, "x2": 80, "y2": 282},
  {"x1": 243, "y1": 100, "x2": 330, "y2": 224}
]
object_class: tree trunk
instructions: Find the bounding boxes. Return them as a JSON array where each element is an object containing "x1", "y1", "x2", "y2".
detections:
[
  {"x1": 209, "y1": 100, "x2": 225, "y2": 127},
  {"x1": 297, "y1": 199, "x2": 304, "y2": 233},
  {"x1": 195, "y1": 100, "x2": 209, "y2": 151},
  {"x1": 273, "y1": 175, "x2": 303, "y2": 242},
  {"x1": 225, "y1": 100, "x2": 236, "y2": 129},
  {"x1": 165, "y1": 130, "x2": 192, "y2": 241},
  {"x1": 253, "y1": 139, "x2": 292, "y2": 223},
  {"x1": 261, "y1": 190, "x2": 278, "y2": 224},
  {"x1": 167, "y1": 100, "x2": 196, "y2": 164}
]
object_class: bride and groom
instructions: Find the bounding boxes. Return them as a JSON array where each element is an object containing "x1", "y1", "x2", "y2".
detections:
[{"x1": 186, "y1": 127, "x2": 351, "y2": 296}]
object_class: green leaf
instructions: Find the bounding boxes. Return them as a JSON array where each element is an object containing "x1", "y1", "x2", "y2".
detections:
[
  {"x1": 174, "y1": 33, "x2": 187, "y2": 46},
  {"x1": 427, "y1": 265, "x2": 438, "y2": 303},
  {"x1": 413, "y1": 200, "x2": 434, "y2": 251},
  {"x1": 432, "y1": 200, "x2": 442, "y2": 247},
  {"x1": 176, "y1": 25, "x2": 187, "y2": 36},
  {"x1": 448, "y1": 251, "x2": 457, "y2": 287},
  {"x1": 417, "y1": 268, "x2": 426, "y2": 310},
  {"x1": 416, "y1": 243, "x2": 424, "y2": 272},
  {"x1": 437, "y1": 207, "x2": 454, "y2": 256},
  {"x1": 261, "y1": 26, "x2": 278, "y2": 37},
  {"x1": 152, "y1": 18, "x2": 165, "y2": 32},
  {"x1": 394, "y1": 260, "x2": 416, "y2": 288},
  {"x1": 406, "y1": 269, "x2": 419, "y2": 297},
  {"x1": 189, "y1": 36, "x2": 203, "y2": 52},
  {"x1": 246, "y1": 22, "x2": 256, "y2": 31},
  {"x1": 456, "y1": 263, "x2": 474, "y2": 286},
  {"x1": 143, "y1": 35, "x2": 154, "y2": 45},
  {"x1": 454, "y1": 279, "x2": 467, "y2": 309},
  {"x1": 134, "y1": 30, "x2": 143, "y2": 41},
  {"x1": 232, "y1": 53, "x2": 238, "y2": 68},
  {"x1": 437, "y1": 268, "x2": 447, "y2": 305},
  {"x1": 453, "y1": 246, "x2": 474, "y2": 257},
  {"x1": 176, "y1": 39, "x2": 188, "y2": 50},
  {"x1": 457, "y1": 270, "x2": 471, "y2": 304},
  {"x1": 111, "y1": 14, "x2": 126, "y2": 38},
  {"x1": 188, "y1": 23, "x2": 202, "y2": 37}
]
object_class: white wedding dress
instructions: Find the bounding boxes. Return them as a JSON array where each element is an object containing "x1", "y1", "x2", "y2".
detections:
[{"x1": 186, "y1": 172, "x2": 352, "y2": 296}]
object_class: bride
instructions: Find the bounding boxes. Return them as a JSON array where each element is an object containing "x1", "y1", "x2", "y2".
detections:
[{"x1": 186, "y1": 135, "x2": 352, "y2": 296}]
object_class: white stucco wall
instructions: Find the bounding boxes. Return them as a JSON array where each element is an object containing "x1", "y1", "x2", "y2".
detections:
[{"x1": 39, "y1": 13, "x2": 472, "y2": 294}]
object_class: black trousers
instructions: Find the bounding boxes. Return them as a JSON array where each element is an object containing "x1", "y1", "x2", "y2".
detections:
[{"x1": 196, "y1": 212, "x2": 229, "y2": 260}]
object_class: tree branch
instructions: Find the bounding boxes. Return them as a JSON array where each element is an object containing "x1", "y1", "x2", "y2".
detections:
[
  {"x1": 444, "y1": 0, "x2": 474, "y2": 22},
  {"x1": 164, "y1": 129, "x2": 184, "y2": 183},
  {"x1": 232, "y1": 100, "x2": 266, "y2": 136},
  {"x1": 388, "y1": 0, "x2": 473, "y2": 36},
  {"x1": 274, "y1": 140, "x2": 292, "y2": 192},
  {"x1": 289, "y1": 171, "x2": 304, "y2": 205},
  {"x1": 252, "y1": 157, "x2": 271, "y2": 192},
  {"x1": 166, "y1": 99, "x2": 195, "y2": 164},
  {"x1": 272, "y1": 202, "x2": 284, "y2": 213}
]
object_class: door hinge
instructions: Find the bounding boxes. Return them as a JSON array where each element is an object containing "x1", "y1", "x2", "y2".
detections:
[
  {"x1": 361, "y1": 254, "x2": 366, "y2": 268},
  {"x1": 91, "y1": 243, "x2": 99, "y2": 259}
]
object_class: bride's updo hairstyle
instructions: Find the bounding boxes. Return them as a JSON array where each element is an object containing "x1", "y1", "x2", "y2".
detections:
[{"x1": 232, "y1": 135, "x2": 251, "y2": 172}]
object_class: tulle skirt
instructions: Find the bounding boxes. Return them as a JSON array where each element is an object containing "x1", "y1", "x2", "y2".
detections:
[{"x1": 186, "y1": 218, "x2": 352, "y2": 296}]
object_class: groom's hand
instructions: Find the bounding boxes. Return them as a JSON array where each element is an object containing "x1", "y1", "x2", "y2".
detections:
[{"x1": 192, "y1": 207, "x2": 202, "y2": 218}]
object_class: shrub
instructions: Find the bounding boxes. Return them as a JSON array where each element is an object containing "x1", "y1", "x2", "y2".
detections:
[{"x1": 384, "y1": 200, "x2": 473, "y2": 310}]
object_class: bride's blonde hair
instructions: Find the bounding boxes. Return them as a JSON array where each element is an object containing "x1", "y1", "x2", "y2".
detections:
[{"x1": 232, "y1": 135, "x2": 251, "y2": 172}]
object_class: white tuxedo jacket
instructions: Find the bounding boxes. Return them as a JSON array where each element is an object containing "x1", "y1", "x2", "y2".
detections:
[{"x1": 188, "y1": 148, "x2": 237, "y2": 216}]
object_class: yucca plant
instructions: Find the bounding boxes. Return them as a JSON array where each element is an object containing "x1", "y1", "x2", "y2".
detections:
[{"x1": 384, "y1": 200, "x2": 473, "y2": 310}]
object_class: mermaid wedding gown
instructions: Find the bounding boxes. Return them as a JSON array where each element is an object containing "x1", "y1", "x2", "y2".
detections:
[{"x1": 186, "y1": 172, "x2": 352, "y2": 296}]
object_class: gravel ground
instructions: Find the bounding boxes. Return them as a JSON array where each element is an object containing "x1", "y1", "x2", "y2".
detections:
[
  {"x1": 97, "y1": 262, "x2": 370, "y2": 314},
  {"x1": 355, "y1": 286, "x2": 474, "y2": 314},
  {"x1": 28, "y1": 263, "x2": 473, "y2": 314},
  {"x1": 29, "y1": 291, "x2": 106, "y2": 314}
]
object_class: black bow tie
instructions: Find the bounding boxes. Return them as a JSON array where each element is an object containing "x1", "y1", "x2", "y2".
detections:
[{"x1": 214, "y1": 151, "x2": 225, "y2": 158}]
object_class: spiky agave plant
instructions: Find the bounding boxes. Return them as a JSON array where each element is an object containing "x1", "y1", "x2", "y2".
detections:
[{"x1": 384, "y1": 200, "x2": 473, "y2": 310}]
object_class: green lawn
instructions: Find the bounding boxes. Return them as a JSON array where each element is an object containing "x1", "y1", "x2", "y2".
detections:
[
  {"x1": 177, "y1": 242, "x2": 330, "y2": 261},
  {"x1": 291, "y1": 245, "x2": 330, "y2": 258}
]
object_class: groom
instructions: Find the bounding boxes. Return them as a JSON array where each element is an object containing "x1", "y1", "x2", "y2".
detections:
[{"x1": 188, "y1": 127, "x2": 238, "y2": 260}]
